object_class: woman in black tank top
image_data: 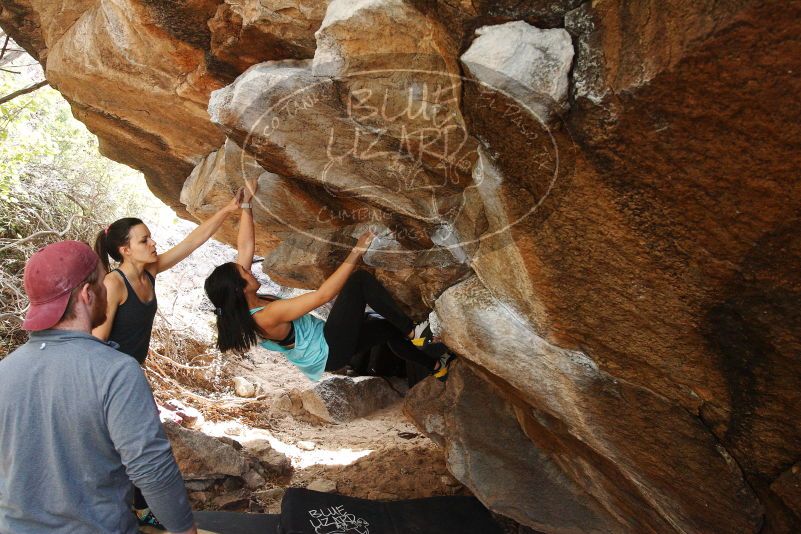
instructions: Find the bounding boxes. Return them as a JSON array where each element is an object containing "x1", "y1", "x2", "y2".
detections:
[
  {"x1": 106, "y1": 268, "x2": 157, "y2": 364},
  {"x1": 90, "y1": 188, "x2": 244, "y2": 528},
  {"x1": 92, "y1": 188, "x2": 244, "y2": 361}
]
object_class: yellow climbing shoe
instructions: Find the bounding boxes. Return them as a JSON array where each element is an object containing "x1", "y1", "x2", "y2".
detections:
[
  {"x1": 433, "y1": 353, "x2": 456, "y2": 382},
  {"x1": 411, "y1": 320, "x2": 433, "y2": 347}
]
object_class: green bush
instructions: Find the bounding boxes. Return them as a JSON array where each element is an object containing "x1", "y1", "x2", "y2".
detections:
[{"x1": 0, "y1": 78, "x2": 151, "y2": 356}]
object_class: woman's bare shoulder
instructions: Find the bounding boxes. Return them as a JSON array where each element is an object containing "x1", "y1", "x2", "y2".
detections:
[
  {"x1": 103, "y1": 269, "x2": 124, "y2": 287},
  {"x1": 102, "y1": 269, "x2": 126, "y2": 304},
  {"x1": 251, "y1": 298, "x2": 289, "y2": 327}
]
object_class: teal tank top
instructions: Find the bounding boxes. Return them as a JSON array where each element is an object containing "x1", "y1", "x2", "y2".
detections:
[{"x1": 249, "y1": 306, "x2": 329, "y2": 381}]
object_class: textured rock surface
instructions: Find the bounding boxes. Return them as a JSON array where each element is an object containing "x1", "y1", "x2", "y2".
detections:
[
  {"x1": 163, "y1": 421, "x2": 246, "y2": 479},
  {"x1": 404, "y1": 364, "x2": 620, "y2": 532},
  {"x1": 209, "y1": 0, "x2": 327, "y2": 72},
  {"x1": 241, "y1": 439, "x2": 292, "y2": 475},
  {"x1": 306, "y1": 478, "x2": 337, "y2": 493},
  {"x1": 300, "y1": 375, "x2": 402, "y2": 423},
  {"x1": 205, "y1": 54, "x2": 474, "y2": 309},
  {"x1": 770, "y1": 461, "x2": 801, "y2": 521},
  {"x1": 415, "y1": 276, "x2": 762, "y2": 533},
  {"x1": 159, "y1": 398, "x2": 205, "y2": 430},
  {"x1": 2, "y1": 0, "x2": 800, "y2": 531},
  {"x1": 42, "y1": 0, "x2": 228, "y2": 211},
  {"x1": 232, "y1": 376, "x2": 256, "y2": 397},
  {"x1": 460, "y1": 21, "x2": 573, "y2": 124}
]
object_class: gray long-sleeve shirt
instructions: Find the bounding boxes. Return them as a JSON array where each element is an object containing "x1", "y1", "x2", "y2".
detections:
[{"x1": 0, "y1": 329, "x2": 193, "y2": 533}]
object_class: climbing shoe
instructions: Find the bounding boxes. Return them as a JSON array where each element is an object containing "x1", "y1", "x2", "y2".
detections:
[
  {"x1": 433, "y1": 353, "x2": 456, "y2": 382},
  {"x1": 410, "y1": 320, "x2": 434, "y2": 347},
  {"x1": 135, "y1": 508, "x2": 166, "y2": 531}
]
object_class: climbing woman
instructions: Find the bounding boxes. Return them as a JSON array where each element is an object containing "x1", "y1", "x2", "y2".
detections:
[
  {"x1": 91, "y1": 187, "x2": 243, "y2": 530},
  {"x1": 204, "y1": 179, "x2": 455, "y2": 384}
]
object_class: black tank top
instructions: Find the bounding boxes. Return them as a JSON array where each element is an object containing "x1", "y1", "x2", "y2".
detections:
[{"x1": 108, "y1": 269, "x2": 157, "y2": 364}]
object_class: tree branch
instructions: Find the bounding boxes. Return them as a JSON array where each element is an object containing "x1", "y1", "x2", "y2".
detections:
[
  {"x1": 0, "y1": 313, "x2": 22, "y2": 324},
  {"x1": 63, "y1": 192, "x2": 90, "y2": 215},
  {"x1": 0, "y1": 214, "x2": 75, "y2": 253},
  {"x1": 0, "y1": 80, "x2": 48, "y2": 106},
  {"x1": 0, "y1": 35, "x2": 9, "y2": 61}
]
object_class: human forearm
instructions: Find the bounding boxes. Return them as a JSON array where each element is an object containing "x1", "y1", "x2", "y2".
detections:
[
  {"x1": 121, "y1": 415, "x2": 195, "y2": 531},
  {"x1": 136, "y1": 464, "x2": 195, "y2": 533},
  {"x1": 156, "y1": 200, "x2": 239, "y2": 273},
  {"x1": 188, "y1": 206, "x2": 230, "y2": 247},
  {"x1": 310, "y1": 231, "x2": 374, "y2": 302},
  {"x1": 250, "y1": 235, "x2": 368, "y2": 324},
  {"x1": 236, "y1": 207, "x2": 255, "y2": 268},
  {"x1": 317, "y1": 249, "x2": 363, "y2": 301}
]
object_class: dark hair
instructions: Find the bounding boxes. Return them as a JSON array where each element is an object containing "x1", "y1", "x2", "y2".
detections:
[
  {"x1": 204, "y1": 262, "x2": 261, "y2": 353},
  {"x1": 94, "y1": 218, "x2": 144, "y2": 271},
  {"x1": 59, "y1": 260, "x2": 101, "y2": 323}
]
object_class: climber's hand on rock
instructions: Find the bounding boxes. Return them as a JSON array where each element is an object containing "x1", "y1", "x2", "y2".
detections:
[
  {"x1": 225, "y1": 187, "x2": 245, "y2": 212},
  {"x1": 353, "y1": 230, "x2": 376, "y2": 255},
  {"x1": 243, "y1": 177, "x2": 258, "y2": 203}
]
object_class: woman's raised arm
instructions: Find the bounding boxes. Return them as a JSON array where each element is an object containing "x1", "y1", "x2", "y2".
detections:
[
  {"x1": 151, "y1": 188, "x2": 243, "y2": 275},
  {"x1": 236, "y1": 178, "x2": 258, "y2": 270},
  {"x1": 252, "y1": 231, "x2": 375, "y2": 327}
]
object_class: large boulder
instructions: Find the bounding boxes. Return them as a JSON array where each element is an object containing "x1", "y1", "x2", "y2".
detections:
[
  {"x1": 405, "y1": 363, "x2": 621, "y2": 533},
  {"x1": 460, "y1": 21, "x2": 573, "y2": 124},
  {"x1": 407, "y1": 276, "x2": 762, "y2": 533},
  {"x1": 163, "y1": 421, "x2": 246, "y2": 479},
  {"x1": 300, "y1": 375, "x2": 403, "y2": 423},
  {"x1": 208, "y1": 0, "x2": 328, "y2": 72},
  {"x1": 42, "y1": 0, "x2": 228, "y2": 210}
]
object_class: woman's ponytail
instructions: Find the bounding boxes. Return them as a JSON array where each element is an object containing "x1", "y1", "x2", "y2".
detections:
[
  {"x1": 94, "y1": 228, "x2": 111, "y2": 272},
  {"x1": 94, "y1": 218, "x2": 144, "y2": 272}
]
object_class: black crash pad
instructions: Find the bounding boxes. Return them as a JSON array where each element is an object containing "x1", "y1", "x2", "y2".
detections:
[
  {"x1": 194, "y1": 511, "x2": 280, "y2": 534},
  {"x1": 278, "y1": 488, "x2": 503, "y2": 534}
]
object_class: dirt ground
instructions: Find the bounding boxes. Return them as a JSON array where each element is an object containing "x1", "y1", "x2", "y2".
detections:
[{"x1": 189, "y1": 347, "x2": 467, "y2": 514}]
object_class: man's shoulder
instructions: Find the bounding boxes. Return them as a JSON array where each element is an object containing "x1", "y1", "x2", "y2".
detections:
[
  {"x1": 2, "y1": 333, "x2": 137, "y2": 373},
  {"x1": 59, "y1": 334, "x2": 131, "y2": 359},
  {"x1": 77, "y1": 338, "x2": 141, "y2": 374}
]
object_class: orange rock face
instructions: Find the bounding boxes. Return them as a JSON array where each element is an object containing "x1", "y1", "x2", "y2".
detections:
[{"x1": 1, "y1": 0, "x2": 799, "y2": 531}]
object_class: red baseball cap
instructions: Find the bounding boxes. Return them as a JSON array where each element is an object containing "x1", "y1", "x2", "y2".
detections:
[{"x1": 22, "y1": 240, "x2": 100, "y2": 331}]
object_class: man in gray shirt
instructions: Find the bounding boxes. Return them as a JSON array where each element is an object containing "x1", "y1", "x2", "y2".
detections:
[{"x1": 0, "y1": 241, "x2": 196, "y2": 533}]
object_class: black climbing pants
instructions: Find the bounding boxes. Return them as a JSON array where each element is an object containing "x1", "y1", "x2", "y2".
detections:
[{"x1": 322, "y1": 270, "x2": 439, "y2": 373}]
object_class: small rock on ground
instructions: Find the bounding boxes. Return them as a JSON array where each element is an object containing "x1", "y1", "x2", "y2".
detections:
[{"x1": 306, "y1": 478, "x2": 337, "y2": 493}]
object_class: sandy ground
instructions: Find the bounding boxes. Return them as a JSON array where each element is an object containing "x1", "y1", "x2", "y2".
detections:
[{"x1": 191, "y1": 328, "x2": 466, "y2": 513}]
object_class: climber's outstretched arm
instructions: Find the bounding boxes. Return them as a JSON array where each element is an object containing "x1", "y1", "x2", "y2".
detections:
[{"x1": 236, "y1": 178, "x2": 258, "y2": 270}]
